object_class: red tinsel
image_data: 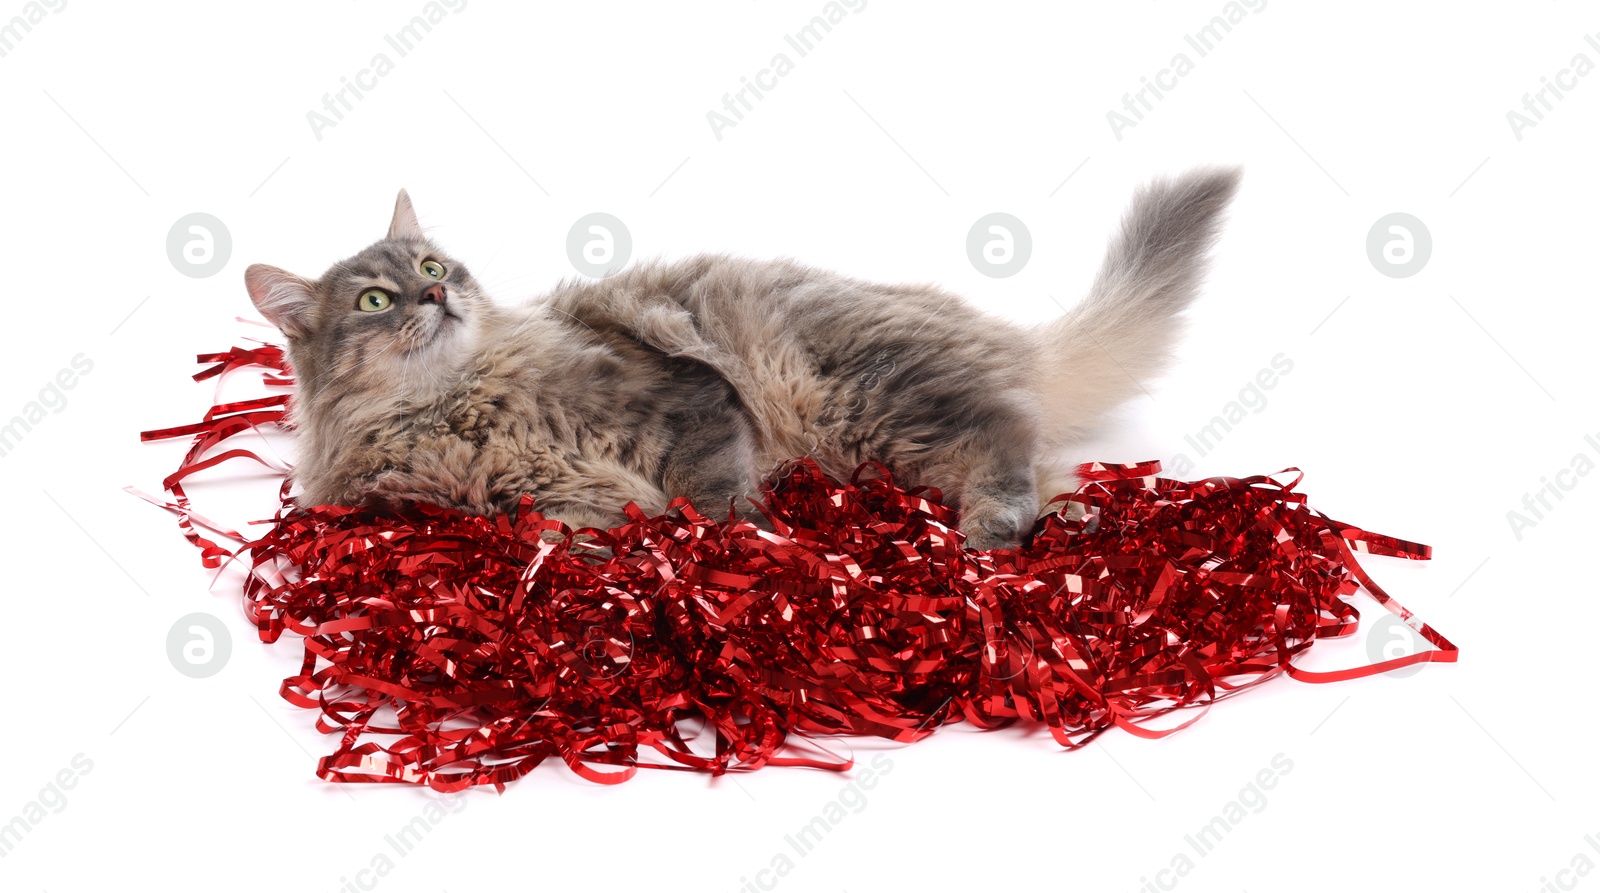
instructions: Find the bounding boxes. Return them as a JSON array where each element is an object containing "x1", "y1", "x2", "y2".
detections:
[{"x1": 135, "y1": 339, "x2": 1456, "y2": 791}]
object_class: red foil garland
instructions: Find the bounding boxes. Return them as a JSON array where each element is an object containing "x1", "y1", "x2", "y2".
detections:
[{"x1": 135, "y1": 340, "x2": 1457, "y2": 790}]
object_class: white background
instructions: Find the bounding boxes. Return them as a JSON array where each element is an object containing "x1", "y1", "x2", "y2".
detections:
[{"x1": 2, "y1": 2, "x2": 1596, "y2": 891}]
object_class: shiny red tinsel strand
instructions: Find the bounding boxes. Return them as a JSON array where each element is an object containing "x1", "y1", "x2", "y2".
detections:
[{"x1": 134, "y1": 341, "x2": 1456, "y2": 790}]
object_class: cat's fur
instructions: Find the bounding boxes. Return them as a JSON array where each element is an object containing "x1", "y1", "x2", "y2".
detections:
[{"x1": 245, "y1": 167, "x2": 1241, "y2": 549}]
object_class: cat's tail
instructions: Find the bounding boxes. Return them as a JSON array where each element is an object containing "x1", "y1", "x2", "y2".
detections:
[{"x1": 1032, "y1": 165, "x2": 1241, "y2": 445}]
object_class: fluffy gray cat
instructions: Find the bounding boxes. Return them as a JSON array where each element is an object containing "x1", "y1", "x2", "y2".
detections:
[{"x1": 244, "y1": 167, "x2": 1240, "y2": 550}]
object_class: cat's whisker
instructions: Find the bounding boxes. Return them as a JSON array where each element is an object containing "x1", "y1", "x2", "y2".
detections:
[{"x1": 542, "y1": 306, "x2": 602, "y2": 338}]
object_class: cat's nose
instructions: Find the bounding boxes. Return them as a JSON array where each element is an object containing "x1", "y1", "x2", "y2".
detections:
[{"x1": 420, "y1": 283, "x2": 447, "y2": 305}]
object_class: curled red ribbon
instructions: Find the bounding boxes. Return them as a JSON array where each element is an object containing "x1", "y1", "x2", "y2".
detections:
[{"x1": 133, "y1": 341, "x2": 1457, "y2": 790}]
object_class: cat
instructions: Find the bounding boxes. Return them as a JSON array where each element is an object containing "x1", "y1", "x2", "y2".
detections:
[{"x1": 244, "y1": 167, "x2": 1241, "y2": 550}]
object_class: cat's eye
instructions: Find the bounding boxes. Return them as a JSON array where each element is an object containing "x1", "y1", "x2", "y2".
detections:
[
  {"x1": 357, "y1": 289, "x2": 392, "y2": 312},
  {"x1": 421, "y1": 260, "x2": 445, "y2": 280}
]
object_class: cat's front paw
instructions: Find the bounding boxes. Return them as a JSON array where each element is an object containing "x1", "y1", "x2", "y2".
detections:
[
  {"x1": 963, "y1": 528, "x2": 1020, "y2": 551},
  {"x1": 961, "y1": 509, "x2": 1027, "y2": 551}
]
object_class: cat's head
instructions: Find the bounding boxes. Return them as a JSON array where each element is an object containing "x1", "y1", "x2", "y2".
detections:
[{"x1": 244, "y1": 190, "x2": 491, "y2": 400}]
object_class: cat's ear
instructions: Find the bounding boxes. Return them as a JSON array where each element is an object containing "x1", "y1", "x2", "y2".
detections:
[
  {"x1": 388, "y1": 189, "x2": 423, "y2": 240},
  {"x1": 245, "y1": 264, "x2": 316, "y2": 339}
]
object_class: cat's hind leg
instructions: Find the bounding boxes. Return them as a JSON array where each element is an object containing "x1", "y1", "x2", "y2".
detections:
[
  {"x1": 657, "y1": 375, "x2": 768, "y2": 530},
  {"x1": 955, "y1": 457, "x2": 1039, "y2": 551},
  {"x1": 917, "y1": 404, "x2": 1040, "y2": 551}
]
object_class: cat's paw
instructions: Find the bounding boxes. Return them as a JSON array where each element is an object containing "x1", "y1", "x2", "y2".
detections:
[
  {"x1": 963, "y1": 527, "x2": 1021, "y2": 551},
  {"x1": 961, "y1": 508, "x2": 1027, "y2": 552}
]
